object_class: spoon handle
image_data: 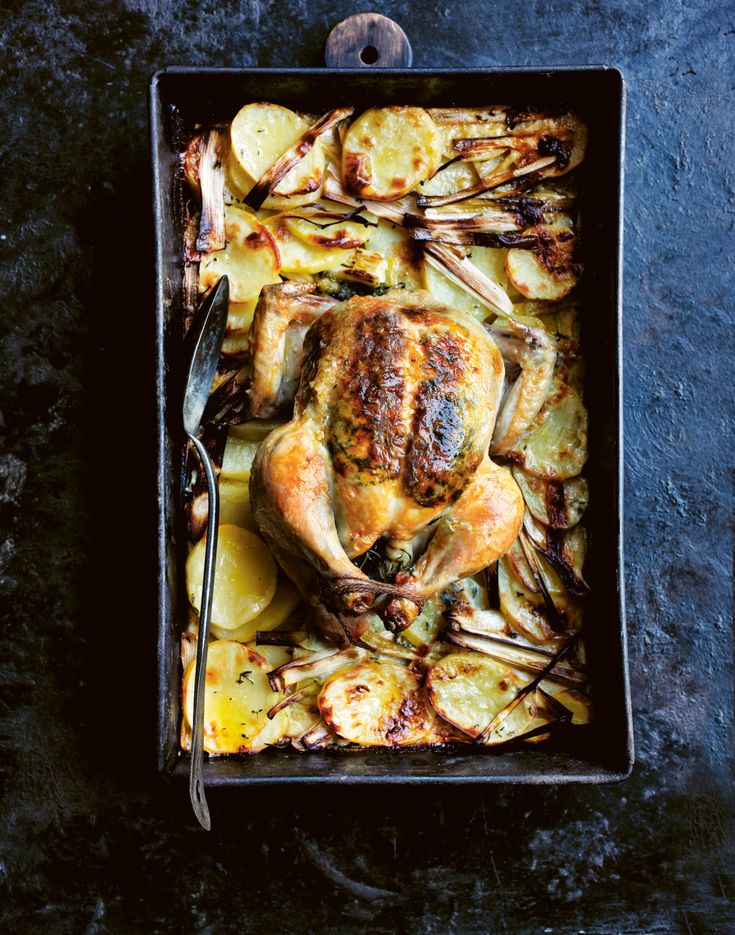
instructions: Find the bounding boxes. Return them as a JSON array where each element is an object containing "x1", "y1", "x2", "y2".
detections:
[{"x1": 188, "y1": 433, "x2": 220, "y2": 831}]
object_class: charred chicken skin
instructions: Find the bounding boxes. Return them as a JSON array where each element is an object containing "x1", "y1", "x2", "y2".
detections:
[{"x1": 250, "y1": 285, "x2": 555, "y2": 644}]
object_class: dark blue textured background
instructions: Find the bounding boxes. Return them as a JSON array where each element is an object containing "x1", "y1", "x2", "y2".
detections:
[{"x1": 0, "y1": 2, "x2": 733, "y2": 932}]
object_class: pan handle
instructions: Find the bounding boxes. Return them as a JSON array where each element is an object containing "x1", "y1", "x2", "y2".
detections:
[{"x1": 325, "y1": 13, "x2": 412, "y2": 68}]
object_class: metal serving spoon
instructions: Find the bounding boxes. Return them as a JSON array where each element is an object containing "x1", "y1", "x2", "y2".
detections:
[{"x1": 183, "y1": 274, "x2": 229, "y2": 830}]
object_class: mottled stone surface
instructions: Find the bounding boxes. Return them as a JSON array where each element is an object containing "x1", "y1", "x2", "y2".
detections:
[{"x1": 0, "y1": 1, "x2": 733, "y2": 932}]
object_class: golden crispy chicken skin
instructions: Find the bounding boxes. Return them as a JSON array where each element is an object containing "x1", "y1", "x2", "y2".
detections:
[{"x1": 250, "y1": 287, "x2": 536, "y2": 643}]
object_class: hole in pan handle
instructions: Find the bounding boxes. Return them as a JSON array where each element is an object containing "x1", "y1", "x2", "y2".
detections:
[{"x1": 325, "y1": 13, "x2": 412, "y2": 68}]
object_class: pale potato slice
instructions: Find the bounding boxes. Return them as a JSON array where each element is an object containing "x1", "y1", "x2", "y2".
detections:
[
  {"x1": 513, "y1": 467, "x2": 588, "y2": 529},
  {"x1": 427, "y1": 652, "x2": 524, "y2": 739},
  {"x1": 402, "y1": 597, "x2": 444, "y2": 649},
  {"x1": 365, "y1": 219, "x2": 423, "y2": 288},
  {"x1": 523, "y1": 514, "x2": 588, "y2": 592},
  {"x1": 342, "y1": 107, "x2": 442, "y2": 200},
  {"x1": 466, "y1": 245, "x2": 510, "y2": 293},
  {"x1": 417, "y1": 160, "x2": 478, "y2": 197},
  {"x1": 230, "y1": 419, "x2": 286, "y2": 442},
  {"x1": 264, "y1": 215, "x2": 355, "y2": 274},
  {"x1": 318, "y1": 662, "x2": 446, "y2": 746},
  {"x1": 229, "y1": 102, "x2": 325, "y2": 207},
  {"x1": 199, "y1": 206, "x2": 281, "y2": 302},
  {"x1": 504, "y1": 537, "x2": 539, "y2": 593},
  {"x1": 190, "y1": 480, "x2": 256, "y2": 541},
  {"x1": 507, "y1": 378, "x2": 588, "y2": 480},
  {"x1": 539, "y1": 684, "x2": 594, "y2": 725},
  {"x1": 221, "y1": 329, "x2": 251, "y2": 355},
  {"x1": 182, "y1": 641, "x2": 289, "y2": 753},
  {"x1": 506, "y1": 224, "x2": 577, "y2": 300},
  {"x1": 538, "y1": 304, "x2": 581, "y2": 342},
  {"x1": 286, "y1": 216, "x2": 369, "y2": 250},
  {"x1": 226, "y1": 299, "x2": 258, "y2": 333},
  {"x1": 219, "y1": 478, "x2": 256, "y2": 531},
  {"x1": 211, "y1": 575, "x2": 301, "y2": 642},
  {"x1": 498, "y1": 554, "x2": 582, "y2": 643},
  {"x1": 423, "y1": 258, "x2": 489, "y2": 318},
  {"x1": 186, "y1": 525, "x2": 277, "y2": 630},
  {"x1": 221, "y1": 435, "x2": 260, "y2": 481}
]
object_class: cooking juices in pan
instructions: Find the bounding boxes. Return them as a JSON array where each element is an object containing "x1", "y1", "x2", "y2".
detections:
[{"x1": 179, "y1": 101, "x2": 593, "y2": 756}]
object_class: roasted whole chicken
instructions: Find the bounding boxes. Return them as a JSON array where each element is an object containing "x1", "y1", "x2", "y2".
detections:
[{"x1": 249, "y1": 283, "x2": 557, "y2": 644}]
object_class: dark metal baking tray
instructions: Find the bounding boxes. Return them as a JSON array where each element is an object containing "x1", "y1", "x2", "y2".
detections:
[{"x1": 150, "y1": 66, "x2": 632, "y2": 785}]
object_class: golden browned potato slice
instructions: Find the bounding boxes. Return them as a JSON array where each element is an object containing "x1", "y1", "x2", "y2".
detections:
[
  {"x1": 318, "y1": 661, "x2": 445, "y2": 746},
  {"x1": 186, "y1": 524, "x2": 277, "y2": 630},
  {"x1": 210, "y1": 575, "x2": 301, "y2": 643},
  {"x1": 513, "y1": 467, "x2": 589, "y2": 529},
  {"x1": 505, "y1": 224, "x2": 577, "y2": 300},
  {"x1": 498, "y1": 554, "x2": 582, "y2": 643},
  {"x1": 427, "y1": 652, "x2": 523, "y2": 739},
  {"x1": 229, "y1": 102, "x2": 325, "y2": 208},
  {"x1": 506, "y1": 378, "x2": 588, "y2": 480},
  {"x1": 182, "y1": 641, "x2": 290, "y2": 753},
  {"x1": 264, "y1": 215, "x2": 356, "y2": 274},
  {"x1": 286, "y1": 216, "x2": 369, "y2": 250},
  {"x1": 342, "y1": 107, "x2": 442, "y2": 200},
  {"x1": 199, "y1": 206, "x2": 281, "y2": 302}
]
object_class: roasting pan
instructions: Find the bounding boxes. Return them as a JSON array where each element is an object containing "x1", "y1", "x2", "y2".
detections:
[{"x1": 151, "y1": 18, "x2": 632, "y2": 786}]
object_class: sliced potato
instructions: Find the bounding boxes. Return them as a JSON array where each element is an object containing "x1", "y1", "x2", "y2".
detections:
[
  {"x1": 537, "y1": 304, "x2": 581, "y2": 342},
  {"x1": 229, "y1": 102, "x2": 325, "y2": 207},
  {"x1": 505, "y1": 224, "x2": 577, "y2": 300},
  {"x1": 365, "y1": 219, "x2": 423, "y2": 288},
  {"x1": 422, "y1": 244, "x2": 510, "y2": 320},
  {"x1": 539, "y1": 684, "x2": 594, "y2": 725},
  {"x1": 423, "y1": 257, "x2": 488, "y2": 317},
  {"x1": 335, "y1": 249, "x2": 387, "y2": 286},
  {"x1": 190, "y1": 481, "x2": 256, "y2": 542},
  {"x1": 402, "y1": 597, "x2": 445, "y2": 649},
  {"x1": 504, "y1": 537, "x2": 538, "y2": 593},
  {"x1": 507, "y1": 378, "x2": 588, "y2": 480},
  {"x1": 226, "y1": 299, "x2": 258, "y2": 333},
  {"x1": 264, "y1": 215, "x2": 355, "y2": 274},
  {"x1": 417, "y1": 160, "x2": 478, "y2": 197},
  {"x1": 221, "y1": 435, "x2": 260, "y2": 481},
  {"x1": 230, "y1": 419, "x2": 286, "y2": 442},
  {"x1": 319, "y1": 662, "x2": 445, "y2": 746},
  {"x1": 467, "y1": 245, "x2": 511, "y2": 293},
  {"x1": 221, "y1": 328, "x2": 251, "y2": 355},
  {"x1": 186, "y1": 525, "x2": 277, "y2": 630},
  {"x1": 199, "y1": 206, "x2": 281, "y2": 302},
  {"x1": 524, "y1": 516, "x2": 588, "y2": 593},
  {"x1": 342, "y1": 107, "x2": 442, "y2": 200},
  {"x1": 219, "y1": 478, "x2": 256, "y2": 530},
  {"x1": 211, "y1": 575, "x2": 301, "y2": 642},
  {"x1": 286, "y1": 216, "x2": 369, "y2": 250},
  {"x1": 513, "y1": 467, "x2": 588, "y2": 529},
  {"x1": 498, "y1": 554, "x2": 581, "y2": 643},
  {"x1": 427, "y1": 652, "x2": 523, "y2": 739},
  {"x1": 182, "y1": 641, "x2": 289, "y2": 753}
]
